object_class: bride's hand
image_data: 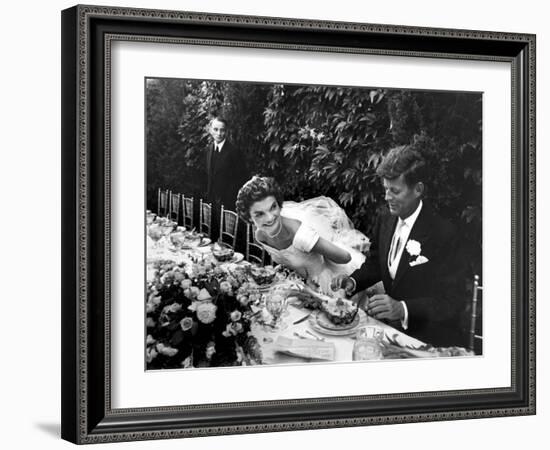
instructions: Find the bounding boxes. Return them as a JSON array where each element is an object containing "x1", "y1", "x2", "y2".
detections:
[
  {"x1": 306, "y1": 278, "x2": 321, "y2": 291},
  {"x1": 332, "y1": 288, "x2": 348, "y2": 299},
  {"x1": 330, "y1": 275, "x2": 355, "y2": 296}
]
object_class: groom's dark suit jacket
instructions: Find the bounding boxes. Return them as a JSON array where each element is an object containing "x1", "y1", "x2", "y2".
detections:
[{"x1": 351, "y1": 203, "x2": 467, "y2": 347}]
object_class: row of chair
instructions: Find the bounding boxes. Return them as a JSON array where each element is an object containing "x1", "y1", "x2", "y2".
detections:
[{"x1": 157, "y1": 188, "x2": 268, "y2": 266}]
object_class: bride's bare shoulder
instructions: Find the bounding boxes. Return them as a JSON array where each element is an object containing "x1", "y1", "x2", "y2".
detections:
[{"x1": 283, "y1": 216, "x2": 301, "y2": 233}]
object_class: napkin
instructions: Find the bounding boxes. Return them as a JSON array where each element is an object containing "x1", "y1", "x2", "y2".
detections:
[{"x1": 274, "y1": 336, "x2": 335, "y2": 361}]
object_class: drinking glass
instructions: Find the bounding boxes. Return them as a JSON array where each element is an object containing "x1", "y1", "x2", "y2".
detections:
[
  {"x1": 352, "y1": 326, "x2": 383, "y2": 361},
  {"x1": 265, "y1": 293, "x2": 288, "y2": 332},
  {"x1": 147, "y1": 224, "x2": 163, "y2": 249}
]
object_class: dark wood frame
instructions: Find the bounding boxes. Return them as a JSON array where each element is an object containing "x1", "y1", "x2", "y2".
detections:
[{"x1": 61, "y1": 4, "x2": 536, "y2": 444}]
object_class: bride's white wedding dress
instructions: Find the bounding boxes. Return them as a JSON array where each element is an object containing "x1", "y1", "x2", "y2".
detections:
[{"x1": 261, "y1": 196, "x2": 370, "y2": 294}]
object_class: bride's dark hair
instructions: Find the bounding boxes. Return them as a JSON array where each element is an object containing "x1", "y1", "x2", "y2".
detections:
[{"x1": 235, "y1": 176, "x2": 284, "y2": 222}]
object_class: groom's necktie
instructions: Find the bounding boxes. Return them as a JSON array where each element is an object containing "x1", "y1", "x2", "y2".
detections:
[{"x1": 388, "y1": 219, "x2": 406, "y2": 268}]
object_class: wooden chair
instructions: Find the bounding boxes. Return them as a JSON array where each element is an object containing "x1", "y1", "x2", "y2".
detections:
[
  {"x1": 469, "y1": 274, "x2": 483, "y2": 354},
  {"x1": 199, "y1": 199, "x2": 212, "y2": 237},
  {"x1": 182, "y1": 196, "x2": 194, "y2": 229},
  {"x1": 246, "y1": 223, "x2": 266, "y2": 265},
  {"x1": 157, "y1": 188, "x2": 170, "y2": 217},
  {"x1": 219, "y1": 205, "x2": 239, "y2": 249},
  {"x1": 169, "y1": 192, "x2": 181, "y2": 224}
]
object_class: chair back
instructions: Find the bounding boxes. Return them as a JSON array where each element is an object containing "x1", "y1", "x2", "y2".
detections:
[
  {"x1": 182, "y1": 196, "x2": 194, "y2": 229},
  {"x1": 246, "y1": 223, "x2": 266, "y2": 265},
  {"x1": 169, "y1": 192, "x2": 181, "y2": 224},
  {"x1": 219, "y1": 205, "x2": 239, "y2": 249},
  {"x1": 157, "y1": 188, "x2": 170, "y2": 217},
  {"x1": 469, "y1": 274, "x2": 483, "y2": 354},
  {"x1": 199, "y1": 199, "x2": 211, "y2": 237}
]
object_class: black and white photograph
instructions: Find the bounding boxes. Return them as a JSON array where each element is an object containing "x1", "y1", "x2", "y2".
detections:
[{"x1": 145, "y1": 78, "x2": 483, "y2": 370}]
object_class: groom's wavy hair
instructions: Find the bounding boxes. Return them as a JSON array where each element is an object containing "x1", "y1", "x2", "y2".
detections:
[
  {"x1": 376, "y1": 144, "x2": 430, "y2": 192},
  {"x1": 235, "y1": 175, "x2": 284, "y2": 222}
]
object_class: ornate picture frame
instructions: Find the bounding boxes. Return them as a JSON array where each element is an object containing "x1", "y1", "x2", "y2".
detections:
[{"x1": 61, "y1": 5, "x2": 535, "y2": 444}]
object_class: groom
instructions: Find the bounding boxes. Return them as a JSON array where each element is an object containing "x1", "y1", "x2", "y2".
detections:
[{"x1": 333, "y1": 145, "x2": 467, "y2": 347}]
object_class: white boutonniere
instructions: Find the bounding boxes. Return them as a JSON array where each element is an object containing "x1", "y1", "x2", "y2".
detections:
[{"x1": 406, "y1": 240, "x2": 429, "y2": 267}]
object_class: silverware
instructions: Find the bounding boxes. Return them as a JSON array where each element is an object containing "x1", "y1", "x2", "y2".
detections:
[
  {"x1": 305, "y1": 330, "x2": 325, "y2": 341},
  {"x1": 292, "y1": 313, "x2": 311, "y2": 325},
  {"x1": 348, "y1": 301, "x2": 361, "y2": 322},
  {"x1": 293, "y1": 332, "x2": 308, "y2": 340}
]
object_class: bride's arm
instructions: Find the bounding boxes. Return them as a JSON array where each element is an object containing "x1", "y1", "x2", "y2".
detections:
[
  {"x1": 289, "y1": 217, "x2": 352, "y2": 265},
  {"x1": 312, "y1": 237, "x2": 352, "y2": 264}
]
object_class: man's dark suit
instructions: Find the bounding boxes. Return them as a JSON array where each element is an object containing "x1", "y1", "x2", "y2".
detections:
[
  {"x1": 351, "y1": 203, "x2": 467, "y2": 347},
  {"x1": 206, "y1": 140, "x2": 246, "y2": 211},
  {"x1": 205, "y1": 140, "x2": 248, "y2": 244}
]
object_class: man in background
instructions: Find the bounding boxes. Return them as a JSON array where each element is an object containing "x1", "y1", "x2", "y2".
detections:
[{"x1": 205, "y1": 116, "x2": 248, "y2": 244}]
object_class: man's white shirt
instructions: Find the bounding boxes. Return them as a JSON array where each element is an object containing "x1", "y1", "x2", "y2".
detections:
[{"x1": 388, "y1": 200, "x2": 423, "y2": 330}]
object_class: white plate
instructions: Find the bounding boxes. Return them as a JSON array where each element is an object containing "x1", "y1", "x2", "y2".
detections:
[
  {"x1": 308, "y1": 309, "x2": 368, "y2": 336},
  {"x1": 216, "y1": 252, "x2": 244, "y2": 265},
  {"x1": 230, "y1": 252, "x2": 244, "y2": 264},
  {"x1": 198, "y1": 238, "x2": 212, "y2": 247}
]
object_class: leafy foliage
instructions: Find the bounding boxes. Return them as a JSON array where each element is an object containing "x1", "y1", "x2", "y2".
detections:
[{"x1": 146, "y1": 79, "x2": 482, "y2": 274}]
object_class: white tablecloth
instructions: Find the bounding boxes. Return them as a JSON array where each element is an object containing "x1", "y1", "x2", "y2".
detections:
[{"x1": 253, "y1": 301, "x2": 425, "y2": 365}]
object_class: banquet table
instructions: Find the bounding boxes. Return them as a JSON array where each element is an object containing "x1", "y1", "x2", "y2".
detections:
[
  {"x1": 251, "y1": 301, "x2": 426, "y2": 365},
  {"x1": 146, "y1": 227, "x2": 432, "y2": 365}
]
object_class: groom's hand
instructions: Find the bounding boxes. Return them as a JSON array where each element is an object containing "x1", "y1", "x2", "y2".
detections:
[
  {"x1": 366, "y1": 294, "x2": 404, "y2": 321},
  {"x1": 330, "y1": 275, "x2": 355, "y2": 297}
]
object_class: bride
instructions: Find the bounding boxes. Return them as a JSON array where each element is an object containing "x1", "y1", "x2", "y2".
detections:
[{"x1": 235, "y1": 176, "x2": 369, "y2": 294}]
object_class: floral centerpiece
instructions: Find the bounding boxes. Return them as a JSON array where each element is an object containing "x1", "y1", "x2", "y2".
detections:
[{"x1": 146, "y1": 259, "x2": 263, "y2": 369}]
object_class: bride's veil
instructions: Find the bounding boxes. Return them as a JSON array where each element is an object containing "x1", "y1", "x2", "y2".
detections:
[{"x1": 281, "y1": 196, "x2": 370, "y2": 253}]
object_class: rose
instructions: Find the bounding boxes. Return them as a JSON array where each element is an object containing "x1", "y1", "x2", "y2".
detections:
[
  {"x1": 222, "y1": 322, "x2": 244, "y2": 337},
  {"x1": 189, "y1": 287, "x2": 200, "y2": 299},
  {"x1": 146, "y1": 334, "x2": 156, "y2": 345},
  {"x1": 156, "y1": 342, "x2": 179, "y2": 357},
  {"x1": 146, "y1": 301, "x2": 158, "y2": 314},
  {"x1": 237, "y1": 294, "x2": 251, "y2": 307},
  {"x1": 197, "y1": 288, "x2": 212, "y2": 301},
  {"x1": 222, "y1": 323, "x2": 234, "y2": 337},
  {"x1": 235, "y1": 347, "x2": 244, "y2": 364},
  {"x1": 230, "y1": 310, "x2": 242, "y2": 322},
  {"x1": 219, "y1": 281, "x2": 233, "y2": 294},
  {"x1": 174, "y1": 272, "x2": 185, "y2": 282},
  {"x1": 205, "y1": 342, "x2": 216, "y2": 360},
  {"x1": 180, "y1": 317, "x2": 194, "y2": 331},
  {"x1": 160, "y1": 272, "x2": 175, "y2": 285},
  {"x1": 146, "y1": 317, "x2": 156, "y2": 328},
  {"x1": 146, "y1": 346, "x2": 158, "y2": 363},
  {"x1": 148, "y1": 293, "x2": 161, "y2": 305},
  {"x1": 406, "y1": 239, "x2": 421, "y2": 257},
  {"x1": 181, "y1": 356, "x2": 193, "y2": 368},
  {"x1": 194, "y1": 302, "x2": 217, "y2": 324},
  {"x1": 180, "y1": 279, "x2": 192, "y2": 289},
  {"x1": 226, "y1": 275, "x2": 240, "y2": 289},
  {"x1": 163, "y1": 303, "x2": 182, "y2": 314}
]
